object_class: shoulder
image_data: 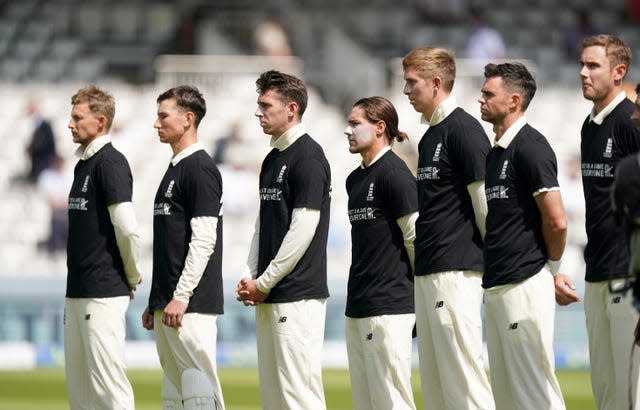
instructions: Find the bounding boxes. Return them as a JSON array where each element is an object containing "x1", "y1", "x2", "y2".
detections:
[
  {"x1": 379, "y1": 152, "x2": 414, "y2": 182},
  {"x1": 97, "y1": 145, "x2": 130, "y2": 170},
  {"x1": 446, "y1": 109, "x2": 489, "y2": 143},
  {"x1": 183, "y1": 150, "x2": 221, "y2": 178},
  {"x1": 292, "y1": 135, "x2": 330, "y2": 168},
  {"x1": 514, "y1": 126, "x2": 556, "y2": 163}
]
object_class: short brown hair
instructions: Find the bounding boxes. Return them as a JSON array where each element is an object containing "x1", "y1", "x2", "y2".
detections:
[
  {"x1": 484, "y1": 62, "x2": 537, "y2": 112},
  {"x1": 582, "y1": 34, "x2": 632, "y2": 78},
  {"x1": 402, "y1": 46, "x2": 456, "y2": 92},
  {"x1": 157, "y1": 85, "x2": 207, "y2": 128},
  {"x1": 256, "y1": 70, "x2": 308, "y2": 118},
  {"x1": 71, "y1": 85, "x2": 115, "y2": 130}
]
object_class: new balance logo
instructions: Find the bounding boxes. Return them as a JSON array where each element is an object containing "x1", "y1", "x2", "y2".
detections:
[
  {"x1": 366, "y1": 333, "x2": 373, "y2": 341},
  {"x1": 278, "y1": 316, "x2": 287, "y2": 323},
  {"x1": 612, "y1": 296, "x2": 622, "y2": 304},
  {"x1": 435, "y1": 301, "x2": 444, "y2": 309},
  {"x1": 509, "y1": 322, "x2": 518, "y2": 330}
]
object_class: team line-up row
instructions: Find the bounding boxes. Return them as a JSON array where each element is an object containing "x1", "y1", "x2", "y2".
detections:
[{"x1": 62, "y1": 33, "x2": 640, "y2": 410}]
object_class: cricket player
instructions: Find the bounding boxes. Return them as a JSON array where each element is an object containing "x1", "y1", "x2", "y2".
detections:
[{"x1": 142, "y1": 85, "x2": 225, "y2": 410}]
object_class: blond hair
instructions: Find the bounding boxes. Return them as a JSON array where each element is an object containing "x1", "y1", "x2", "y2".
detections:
[
  {"x1": 582, "y1": 34, "x2": 632, "y2": 77},
  {"x1": 402, "y1": 46, "x2": 456, "y2": 92},
  {"x1": 71, "y1": 85, "x2": 116, "y2": 131}
]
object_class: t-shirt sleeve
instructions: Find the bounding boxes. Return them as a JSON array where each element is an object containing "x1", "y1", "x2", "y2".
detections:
[
  {"x1": 451, "y1": 119, "x2": 490, "y2": 184},
  {"x1": 383, "y1": 167, "x2": 418, "y2": 219},
  {"x1": 289, "y1": 157, "x2": 328, "y2": 210},
  {"x1": 98, "y1": 155, "x2": 132, "y2": 206},
  {"x1": 518, "y1": 137, "x2": 559, "y2": 195},
  {"x1": 615, "y1": 118, "x2": 640, "y2": 159},
  {"x1": 186, "y1": 160, "x2": 222, "y2": 218}
]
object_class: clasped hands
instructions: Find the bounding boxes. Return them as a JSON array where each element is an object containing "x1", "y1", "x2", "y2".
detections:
[{"x1": 236, "y1": 277, "x2": 268, "y2": 306}]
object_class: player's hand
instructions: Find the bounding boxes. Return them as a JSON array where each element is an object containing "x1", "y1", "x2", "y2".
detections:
[
  {"x1": 162, "y1": 299, "x2": 188, "y2": 328},
  {"x1": 141, "y1": 308, "x2": 154, "y2": 330},
  {"x1": 554, "y1": 273, "x2": 580, "y2": 306},
  {"x1": 236, "y1": 278, "x2": 268, "y2": 306},
  {"x1": 129, "y1": 276, "x2": 142, "y2": 292}
]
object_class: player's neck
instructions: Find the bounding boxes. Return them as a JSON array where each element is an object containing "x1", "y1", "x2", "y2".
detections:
[{"x1": 592, "y1": 87, "x2": 623, "y2": 114}]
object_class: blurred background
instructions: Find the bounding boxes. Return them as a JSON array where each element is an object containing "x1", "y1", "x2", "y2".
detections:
[{"x1": 0, "y1": 0, "x2": 638, "y2": 370}]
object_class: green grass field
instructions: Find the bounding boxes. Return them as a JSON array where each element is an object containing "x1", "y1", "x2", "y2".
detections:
[{"x1": 0, "y1": 368, "x2": 596, "y2": 409}]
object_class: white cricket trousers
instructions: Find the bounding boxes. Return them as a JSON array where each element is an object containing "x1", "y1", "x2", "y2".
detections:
[
  {"x1": 585, "y1": 279, "x2": 640, "y2": 410},
  {"x1": 64, "y1": 296, "x2": 134, "y2": 410},
  {"x1": 415, "y1": 271, "x2": 494, "y2": 410},
  {"x1": 256, "y1": 299, "x2": 327, "y2": 410},
  {"x1": 153, "y1": 311, "x2": 225, "y2": 409},
  {"x1": 345, "y1": 313, "x2": 416, "y2": 410},
  {"x1": 484, "y1": 269, "x2": 565, "y2": 410}
]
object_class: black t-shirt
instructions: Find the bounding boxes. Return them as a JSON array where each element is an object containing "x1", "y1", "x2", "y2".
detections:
[
  {"x1": 345, "y1": 150, "x2": 417, "y2": 318},
  {"x1": 613, "y1": 153, "x2": 640, "y2": 235},
  {"x1": 257, "y1": 134, "x2": 331, "y2": 303},
  {"x1": 581, "y1": 99, "x2": 640, "y2": 282},
  {"x1": 415, "y1": 108, "x2": 489, "y2": 276},
  {"x1": 66, "y1": 143, "x2": 132, "y2": 298},
  {"x1": 149, "y1": 149, "x2": 224, "y2": 314},
  {"x1": 483, "y1": 124, "x2": 559, "y2": 288}
]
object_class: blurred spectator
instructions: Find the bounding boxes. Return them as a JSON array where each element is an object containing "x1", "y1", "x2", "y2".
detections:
[
  {"x1": 463, "y1": 8, "x2": 506, "y2": 61},
  {"x1": 25, "y1": 99, "x2": 57, "y2": 184},
  {"x1": 559, "y1": 155, "x2": 587, "y2": 248},
  {"x1": 253, "y1": 12, "x2": 293, "y2": 57},
  {"x1": 626, "y1": 0, "x2": 640, "y2": 23},
  {"x1": 417, "y1": 0, "x2": 467, "y2": 24},
  {"x1": 37, "y1": 155, "x2": 72, "y2": 254},
  {"x1": 563, "y1": 9, "x2": 601, "y2": 61},
  {"x1": 212, "y1": 121, "x2": 243, "y2": 165},
  {"x1": 212, "y1": 121, "x2": 257, "y2": 216}
]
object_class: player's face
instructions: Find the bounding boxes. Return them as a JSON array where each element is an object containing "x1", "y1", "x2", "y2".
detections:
[
  {"x1": 255, "y1": 89, "x2": 293, "y2": 137},
  {"x1": 403, "y1": 68, "x2": 436, "y2": 116},
  {"x1": 68, "y1": 102, "x2": 103, "y2": 148},
  {"x1": 344, "y1": 107, "x2": 376, "y2": 155},
  {"x1": 580, "y1": 45, "x2": 623, "y2": 104},
  {"x1": 478, "y1": 76, "x2": 511, "y2": 125},
  {"x1": 631, "y1": 94, "x2": 640, "y2": 132},
  {"x1": 154, "y1": 98, "x2": 188, "y2": 145}
]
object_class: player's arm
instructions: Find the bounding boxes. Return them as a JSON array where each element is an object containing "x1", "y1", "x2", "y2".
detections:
[
  {"x1": 107, "y1": 202, "x2": 142, "y2": 292},
  {"x1": 534, "y1": 189, "x2": 579, "y2": 305},
  {"x1": 256, "y1": 207, "x2": 319, "y2": 293},
  {"x1": 236, "y1": 216, "x2": 260, "y2": 306},
  {"x1": 163, "y1": 215, "x2": 218, "y2": 328},
  {"x1": 238, "y1": 207, "x2": 320, "y2": 304},
  {"x1": 397, "y1": 212, "x2": 418, "y2": 274},
  {"x1": 467, "y1": 180, "x2": 488, "y2": 239},
  {"x1": 242, "y1": 216, "x2": 260, "y2": 280}
]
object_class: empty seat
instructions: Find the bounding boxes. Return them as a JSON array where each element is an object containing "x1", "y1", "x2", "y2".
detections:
[{"x1": 109, "y1": 3, "x2": 142, "y2": 43}]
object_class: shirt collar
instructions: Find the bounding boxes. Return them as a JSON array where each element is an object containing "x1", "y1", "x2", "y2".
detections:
[
  {"x1": 171, "y1": 142, "x2": 204, "y2": 166},
  {"x1": 421, "y1": 95, "x2": 457, "y2": 127},
  {"x1": 361, "y1": 146, "x2": 391, "y2": 169},
  {"x1": 494, "y1": 116, "x2": 527, "y2": 149},
  {"x1": 590, "y1": 91, "x2": 626, "y2": 125},
  {"x1": 271, "y1": 123, "x2": 306, "y2": 151},
  {"x1": 75, "y1": 134, "x2": 111, "y2": 160}
]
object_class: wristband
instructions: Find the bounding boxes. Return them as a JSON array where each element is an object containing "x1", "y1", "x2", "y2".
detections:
[{"x1": 548, "y1": 259, "x2": 561, "y2": 275}]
